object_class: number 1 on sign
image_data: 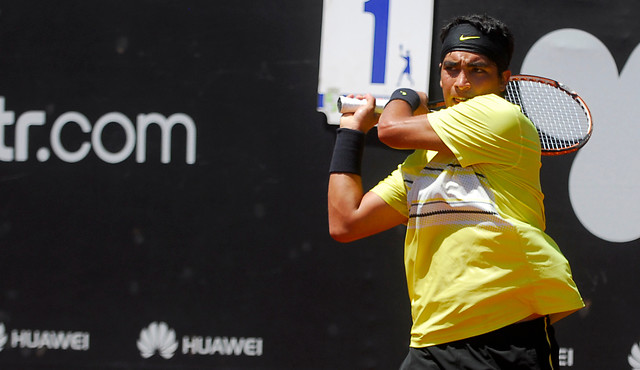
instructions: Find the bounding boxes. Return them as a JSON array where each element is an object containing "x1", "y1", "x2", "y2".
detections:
[{"x1": 364, "y1": 0, "x2": 389, "y2": 84}]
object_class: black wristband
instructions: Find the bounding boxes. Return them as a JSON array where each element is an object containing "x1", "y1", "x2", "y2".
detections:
[
  {"x1": 329, "y1": 128, "x2": 365, "y2": 175},
  {"x1": 385, "y1": 88, "x2": 421, "y2": 112}
]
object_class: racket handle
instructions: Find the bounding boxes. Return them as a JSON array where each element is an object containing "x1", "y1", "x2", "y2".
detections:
[
  {"x1": 337, "y1": 96, "x2": 445, "y2": 113},
  {"x1": 337, "y1": 96, "x2": 388, "y2": 114}
]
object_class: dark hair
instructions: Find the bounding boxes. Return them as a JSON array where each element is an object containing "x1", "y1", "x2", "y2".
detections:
[{"x1": 440, "y1": 14, "x2": 514, "y2": 72}]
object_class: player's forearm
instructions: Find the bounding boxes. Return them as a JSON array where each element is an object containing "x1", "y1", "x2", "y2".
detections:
[
  {"x1": 378, "y1": 113, "x2": 429, "y2": 149},
  {"x1": 378, "y1": 95, "x2": 426, "y2": 148},
  {"x1": 378, "y1": 101, "x2": 451, "y2": 152}
]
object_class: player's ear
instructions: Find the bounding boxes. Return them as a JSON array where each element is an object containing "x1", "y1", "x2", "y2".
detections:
[
  {"x1": 439, "y1": 63, "x2": 443, "y2": 88},
  {"x1": 500, "y1": 70, "x2": 511, "y2": 92}
]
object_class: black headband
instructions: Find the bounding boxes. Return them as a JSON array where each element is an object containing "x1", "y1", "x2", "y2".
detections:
[{"x1": 440, "y1": 23, "x2": 510, "y2": 71}]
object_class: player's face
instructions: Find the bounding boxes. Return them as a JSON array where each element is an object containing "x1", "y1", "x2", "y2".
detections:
[{"x1": 440, "y1": 51, "x2": 510, "y2": 107}]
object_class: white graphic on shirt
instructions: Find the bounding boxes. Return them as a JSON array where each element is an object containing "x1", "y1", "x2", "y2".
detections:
[{"x1": 406, "y1": 163, "x2": 510, "y2": 229}]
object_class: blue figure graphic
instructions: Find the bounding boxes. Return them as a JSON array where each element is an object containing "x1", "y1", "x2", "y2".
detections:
[{"x1": 397, "y1": 44, "x2": 414, "y2": 86}]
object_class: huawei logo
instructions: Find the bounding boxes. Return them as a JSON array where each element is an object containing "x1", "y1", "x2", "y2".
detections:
[
  {"x1": 137, "y1": 322, "x2": 179, "y2": 359},
  {"x1": 0, "y1": 324, "x2": 7, "y2": 351},
  {"x1": 629, "y1": 342, "x2": 640, "y2": 369}
]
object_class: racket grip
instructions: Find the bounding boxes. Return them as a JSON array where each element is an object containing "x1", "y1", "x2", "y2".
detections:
[
  {"x1": 337, "y1": 96, "x2": 444, "y2": 113},
  {"x1": 337, "y1": 96, "x2": 388, "y2": 114}
]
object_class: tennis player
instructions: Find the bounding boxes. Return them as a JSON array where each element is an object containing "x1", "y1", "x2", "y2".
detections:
[{"x1": 328, "y1": 14, "x2": 584, "y2": 369}]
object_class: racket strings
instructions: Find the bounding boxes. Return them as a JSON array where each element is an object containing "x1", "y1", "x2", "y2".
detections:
[{"x1": 505, "y1": 80, "x2": 590, "y2": 152}]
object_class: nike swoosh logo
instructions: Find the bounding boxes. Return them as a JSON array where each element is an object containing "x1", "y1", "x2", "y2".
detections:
[{"x1": 459, "y1": 35, "x2": 480, "y2": 41}]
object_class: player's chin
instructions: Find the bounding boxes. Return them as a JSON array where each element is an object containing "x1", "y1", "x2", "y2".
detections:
[{"x1": 451, "y1": 97, "x2": 468, "y2": 105}]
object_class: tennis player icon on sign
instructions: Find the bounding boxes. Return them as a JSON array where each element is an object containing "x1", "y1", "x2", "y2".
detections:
[{"x1": 397, "y1": 44, "x2": 414, "y2": 86}]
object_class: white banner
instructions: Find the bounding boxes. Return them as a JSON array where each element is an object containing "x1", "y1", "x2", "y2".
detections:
[{"x1": 317, "y1": 0, "x2": 435, "y2": 124}]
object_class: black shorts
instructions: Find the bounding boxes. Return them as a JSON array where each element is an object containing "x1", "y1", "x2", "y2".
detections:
[{"x1": 399, "y1": 317, "x2": 559, "y2": 370}]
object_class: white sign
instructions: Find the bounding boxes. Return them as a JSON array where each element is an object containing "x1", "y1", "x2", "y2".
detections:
[{"x1": 317, "y1": 0, "x2": 435, "y2": 124}]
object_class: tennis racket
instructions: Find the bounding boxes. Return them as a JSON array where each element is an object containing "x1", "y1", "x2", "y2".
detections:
[{"x1": 337, "y1": 74, "x2": 593, "y2": 156}]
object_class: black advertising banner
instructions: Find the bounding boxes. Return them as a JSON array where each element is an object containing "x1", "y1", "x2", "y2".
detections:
[{"x1": 0, "y1": 1, "x2": 639, "y2": 369}]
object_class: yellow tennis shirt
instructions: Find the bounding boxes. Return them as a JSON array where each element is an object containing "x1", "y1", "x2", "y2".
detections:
[{"x1": 371, "y1": 94, "x2": 584, "y2": 347}]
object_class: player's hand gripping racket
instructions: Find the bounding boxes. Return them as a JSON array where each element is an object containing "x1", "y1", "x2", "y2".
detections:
[{"x1": 337, "y1": 75, "x2": 593, "y2": 155}]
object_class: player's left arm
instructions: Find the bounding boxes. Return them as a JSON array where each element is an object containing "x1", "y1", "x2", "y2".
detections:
[{"x1": 377, "y1": 94, "x2": 452, "y2": 154}]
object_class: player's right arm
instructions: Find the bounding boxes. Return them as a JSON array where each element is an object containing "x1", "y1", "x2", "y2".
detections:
[{"x1": 328, "y1": 94, "x2": 407, "y2": 243}]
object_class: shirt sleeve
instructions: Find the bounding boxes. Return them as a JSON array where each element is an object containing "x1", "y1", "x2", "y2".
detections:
[
  {"x1": 370, "y1": 164, "x2": 409, "y2": 218},
  {"x1": 428, "y1": 94, "x2": 534, "y2": 167}
]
